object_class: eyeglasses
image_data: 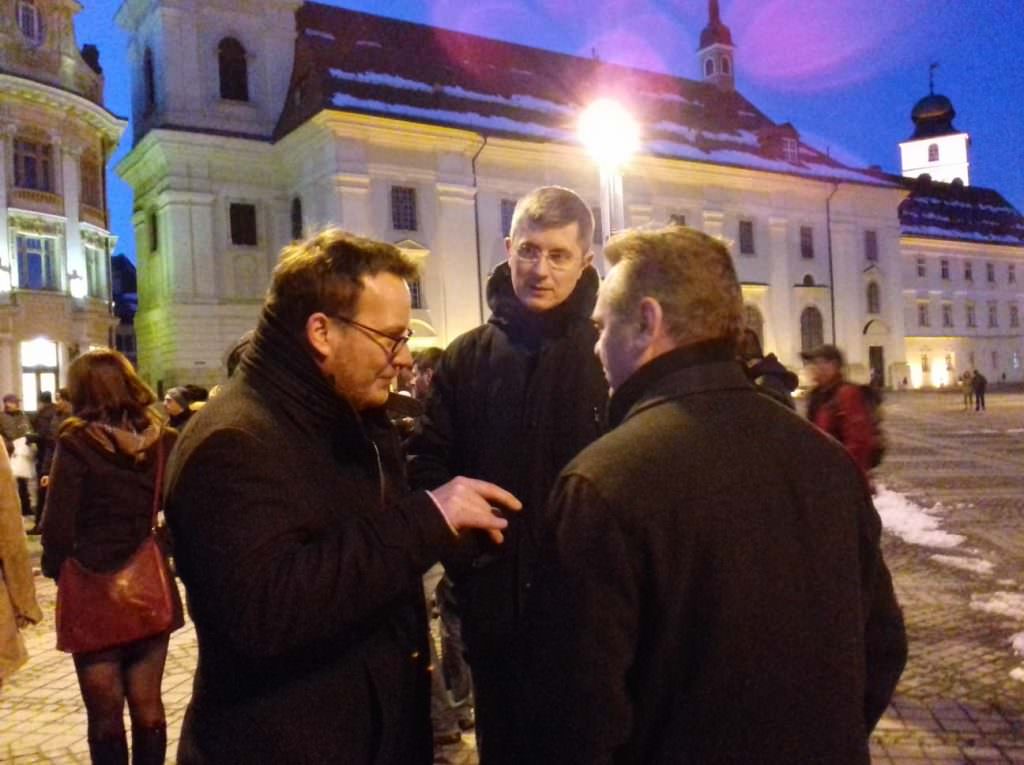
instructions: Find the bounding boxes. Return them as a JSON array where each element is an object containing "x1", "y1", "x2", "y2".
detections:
[
  {"x1": 332, "y1": 315, "x2": 413, "y2": 360},
  {"x1": 512, "y1": 242, "x2": 579, "y2": 271}
]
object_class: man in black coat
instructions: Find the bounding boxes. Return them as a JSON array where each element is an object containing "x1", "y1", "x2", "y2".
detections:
[
  {"x1": 523, "y1": 226, "x2": 907, "y2": 764},
  {"x1": 408, "y1": 186, "x2": 609, "y2": 763},
  {"x1": 164, "y1": 230, "x2": 519, "y2": 765}
]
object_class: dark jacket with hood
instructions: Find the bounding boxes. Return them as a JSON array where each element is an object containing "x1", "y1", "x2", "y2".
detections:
[
  {"x1": 523, "y1": 343, "x2": 907, "y2": 765},
  {"x1": 746, "y1": 353, "x2": 799, "y2": 409},
  {"x1": 408, "y1": 262, "x2": 608, "y2": 644},
  {"x1": 164, "y1": 309, "x2": 457, "y2": 765}
]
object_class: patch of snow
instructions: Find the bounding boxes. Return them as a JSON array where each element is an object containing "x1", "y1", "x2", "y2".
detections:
[
  {"x1": 331, "y1": 69, "x2": 432, "y2": 93},
  {"x1": 999, "y1": 579, "x2": 1018, "y2": 587},
  {"x1": 331, "y1": 93, "x2": 566, "y2": 140},
  {"x1": 356, "y1": 40, "x2": 383, "y2": 48},
  {"x1": 1011, "y1": 632, "x2": 1024, "y2": 655},
  {"x1": 901, "y1": 224, "x2": 1024, "y2": 245},
  {"x1": 1006, "y1": 428, "x2": 1024, "y2": 434},
  {"x1": 305, "y1": 29, "x2": 336, "y2": 41},
  {"x1": 930, "y1": 554, "x2": 994, "y2": 576},
  {"x1": 873, "y1": 484, "x2": 965, "y2": 549},
  {"x1": 640, "y1": 90, "x2": 697, "y2": 107},
  {"x1": 1012, "y1": 667, "x2": 1024, "y2": 683},
  {"x1": 970, "y1": 591, "x2": 1024, "y2": 620}
]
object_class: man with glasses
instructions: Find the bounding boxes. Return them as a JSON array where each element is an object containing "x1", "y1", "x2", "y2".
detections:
[
  {"x1": 164, "y1": 229, "x2": 521, "y2": 765},
  {"x1": 409, "y1": 186, "x2": 609, "y2": 764}
]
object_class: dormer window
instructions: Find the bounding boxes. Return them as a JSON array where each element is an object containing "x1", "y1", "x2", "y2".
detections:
[
  {"x1": 17, "y1": 0, "x2": 42, "y2": 44},
  {"x1": 218, "y1": 38, "x2": 249, "y2": 102},
  {"x1": 783, "y1": 138, "x2": 799, "y2": 163},
  {"x1": 928, "y1": 143, "x2": 939, "y2": 162}
]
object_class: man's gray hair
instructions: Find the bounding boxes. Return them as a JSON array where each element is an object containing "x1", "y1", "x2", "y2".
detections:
[
  {"x1": 509, "y1": 186, "x2": 594, "y2": 252},
  {"x1": 603, "y1": 226, "x2": 744, "y2": 348}
]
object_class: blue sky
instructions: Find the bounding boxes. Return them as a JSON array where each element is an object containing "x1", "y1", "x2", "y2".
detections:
[{"x1": 76, "y1": 0, "x2": 1024, "y2": 261}]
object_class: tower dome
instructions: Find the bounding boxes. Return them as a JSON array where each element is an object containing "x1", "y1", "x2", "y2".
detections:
[
  {"x1": 699, "y1": 0, "x2": 734, "y2": 49},
  {"x1": 910, "y1": 93, "x2": 957, "y2": 138}
]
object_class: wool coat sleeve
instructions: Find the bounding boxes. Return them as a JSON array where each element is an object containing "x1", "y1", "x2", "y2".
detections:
[
  {"x1": 39, "y1": 440, "x2": 87, "y2": 579},
  {"x1": 166, "y1": 427, "x2": 456, "y2": 660},
  {"x1": 0, "y1": 446, "x2": 41, "y2": 624},
  {"x1": 858, "y1": 486, "x2": 908, "y2": 729},
  {"x1": 406, "y1": 349, "x2": 459, "y2": 492},
  {"x1": 522, "y1": 473, "x2": 640, "y2": 765}
]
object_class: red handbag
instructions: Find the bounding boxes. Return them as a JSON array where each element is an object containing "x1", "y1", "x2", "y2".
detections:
[{"x1": 56, "y1": 432, "x2": 180, "y2": 654}]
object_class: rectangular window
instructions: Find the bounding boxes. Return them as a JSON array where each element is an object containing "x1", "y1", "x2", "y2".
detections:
[
  {"x1": 229, "y1": 203, "x2": 258, "y2": 246},
  {"x1": 800, "y1": 226, "x2": 814, "y2": 259},
  {"x1": 917, "y1": 302, "x2": 929, "y2": 327},
  {"x1": 1011, "y1": 264, "x2": 1017, "y2": 284},
  {"x1": 592, "y1": 207, "x2": 603, "y2": 245},
  {"x1": 1011, "y1": 304, "x2": 1020, "y2": 328},
  {"x1": 988, "y1": 301, "x2": 998, "y2": 328},
  {"x1": 500, "y1": 198, "x2": 516, "y2": 237},
  {"x1": 916, "y1": 257, "x2": 926, "y2": 278},
  {"x1": 668, "y1": 213, "x2": 687, "y2": 227},
  {"x1": 390, "y1": 186, "x2": 418, "y2": 231},
  {"x1": 149, "y1": 210, "x2": 159, "y2": 254},
  {"x1": 966, "y1": 302, "x2": 976, "y2": 328},
  {"x1": 15, "y1": 235, "x2": 57, "y2": 291},
  {"x1": 942, "y1": 303, "x2": 953, "y2": 328},
  {"x1": 80, "y1": 158, "x2": 102, "y2": 209},
  {"x1": 987, "y1": 262, "x2": 996, "y2": 283},
  {"x1": 992, "y1": 351, "x2": 999, "y2": 371},
  {"x1": 13, "y1": 139, "x2": 54, "y2": 192},
  {"x1": 940, "y1": 259, "x2": 950, "y2": 280},
  {"x1": 782, "y1": 138, "x2": 799, "y2": 163},
  {"x1": 965, "y1": 261, "x2": 973, "y2": 281},
  {"x1": 85, "y1": 245, "x2": 106, "y2": 298},
  {"x1": 408, "y1": 276, "x2": 424, "y2": 310},
  {"x1": 739, "y1": 220, "x2": 755, "y2": 255},
  {"x1": 864, "y1": 230, "x2": 878, "y2": 262}
]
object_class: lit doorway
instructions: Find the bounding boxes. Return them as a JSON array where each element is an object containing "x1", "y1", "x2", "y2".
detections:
[{"x1": 20, "y1": 338, "x2": 59, "y2": 412}]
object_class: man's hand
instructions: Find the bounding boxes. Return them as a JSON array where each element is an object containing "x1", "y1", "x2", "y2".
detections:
[{"x1": 430, "y1": 477, "x2": 522, "y2": 544}]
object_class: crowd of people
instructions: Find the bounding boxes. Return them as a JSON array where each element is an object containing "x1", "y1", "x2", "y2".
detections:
[{"x1": 0, "y1": 185, "x2": 915, "y2": 765}]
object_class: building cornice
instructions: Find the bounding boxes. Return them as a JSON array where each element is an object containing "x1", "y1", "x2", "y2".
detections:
[
  {"x1": 901, "y1": 235, "x2": 1024, "y2": 258},
  {"x1": 0, "y1": 73, "x2": 127, "y2": 143}
]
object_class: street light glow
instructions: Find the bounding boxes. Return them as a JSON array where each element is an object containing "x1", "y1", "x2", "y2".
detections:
[{"x1": 578, "y1": 98, "x2": 640, "y2": 168}]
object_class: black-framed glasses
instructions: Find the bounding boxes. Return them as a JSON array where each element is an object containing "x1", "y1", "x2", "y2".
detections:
[
  {"x1": 332, "y1": 315, "x2": 413, "y2": 360},
  {"x1": 512, "y1": 241, "x2": 580, "y2": 271}
]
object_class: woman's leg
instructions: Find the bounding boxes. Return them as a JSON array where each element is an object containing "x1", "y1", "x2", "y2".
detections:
[
  {"x1": 74, "y1": 650, "x2": 129, "y2": 765},
  {"x1": 123, "y1": 634, "x2": 170, "y2": 765}
]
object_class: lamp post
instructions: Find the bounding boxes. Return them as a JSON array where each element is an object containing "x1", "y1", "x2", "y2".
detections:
[{"x1": 578, "y1": 98, "x2": 640, "y2": 263}]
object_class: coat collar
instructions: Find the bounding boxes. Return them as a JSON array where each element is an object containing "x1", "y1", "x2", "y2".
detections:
[
  {"x1": 608, "y1": 341, "x2": 753, "y2": 429},
  {"x1": 485, "y1": 261, "x2": 599, "y2": 342}
]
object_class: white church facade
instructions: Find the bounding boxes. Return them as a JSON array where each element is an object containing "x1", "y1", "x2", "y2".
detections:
[{"x1": 114, "y1": 0, "x2": 1023, "y2": 391}]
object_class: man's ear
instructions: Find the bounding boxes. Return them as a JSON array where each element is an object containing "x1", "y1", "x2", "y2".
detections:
[
  {"x1": 637, "y1": 297, "x2": 662, "y2": 340},
  {"x1": 505, "y1": 236, "x2": 514, "y2": 260},
  {"x1": 582, "y1": 248, "x2": 594, "y2": 269},
  {"x1": 305, "y1": 313, "x2": 332, "y2": 360}
]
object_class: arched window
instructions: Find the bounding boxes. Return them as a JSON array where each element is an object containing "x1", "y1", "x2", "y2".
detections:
[
  {"x1": 802, "y1": 274, "x2": 815, "y2": 287},
  {"x1": 721, "y1": 56, "x2": 731, "y2": 75},
  {"x1": 143, "y1": 48, "x2": 156, "y2": 114},
  {"x1": 704, "y1": 58, "x2": 714, "y2": 77},
  {"x1": 218, "y1": 37, "x2": 249, "y2": 101},
  {"x1": 866, "y1": 282, "x2": 881, "y2": 314},
  {"x1": 744, "y1": 304, "x2": 764, "y2": 347},
  {"x1": 17, "y1": 0, "x2": 42, "y2": 43},
  {"x1": 290, "y1": 197, "x2": 304, "y2": 240},
  {"x1": 800, "y1": 306, "x2": 824, "y2": 352},
  {"x1": 928, "y1": 143, "x2": 939, "y2": 162}
]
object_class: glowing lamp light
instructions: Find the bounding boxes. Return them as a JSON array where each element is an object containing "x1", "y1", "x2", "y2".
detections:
[
  {"x1": 68, "y1": 270, "x2": 87, "y2": 299},
  {"x1": 578, "y1": 98, "x2": 640, "y2": 169}
]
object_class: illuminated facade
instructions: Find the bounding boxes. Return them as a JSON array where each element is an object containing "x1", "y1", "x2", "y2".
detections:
[{"x1": 0, "y1": 0, "x2": 125, "y2": 407}]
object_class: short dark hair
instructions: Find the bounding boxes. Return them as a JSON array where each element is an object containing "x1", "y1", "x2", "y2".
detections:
[
  {"x1": 509, "y1": 186, "x2": 595, "y2": 253},
  {"x1": 64, "y1": 348, "x2": 157, "y2": 430},
  {"x1": 413, "y1": 346, "x2": 444, "y2": 372},
  {"x1": 38, "y1": 391, "x2": 53, "y2": 405},
  {"x1": 267, "y1": 228, "x2": 420, "y2": 338},
  {"x1": 225, "y1": 330, "x2": 254, "y2": 378}
]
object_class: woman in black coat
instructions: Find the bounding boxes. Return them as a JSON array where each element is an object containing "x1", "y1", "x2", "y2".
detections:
[{"x1": 42, "y1": 350, "x2": 182, "y2": 765}]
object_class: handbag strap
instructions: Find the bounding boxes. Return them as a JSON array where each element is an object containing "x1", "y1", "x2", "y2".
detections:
[{"x1": 150, "y1": 429, "x2": 165, "y2": 529}]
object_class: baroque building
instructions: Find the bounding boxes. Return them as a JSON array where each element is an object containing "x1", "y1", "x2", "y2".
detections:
[
  {"x1": 0, "y1": 0, "x2": 125, "y2": 407},
  {"x1": 114, "y1": 0, "x2": 1024, "y2": 390}
]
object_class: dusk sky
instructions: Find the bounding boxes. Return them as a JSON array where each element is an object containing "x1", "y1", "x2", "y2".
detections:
[{"x1": 75, "y1": 0, "x2": 1024, "y2": 261}]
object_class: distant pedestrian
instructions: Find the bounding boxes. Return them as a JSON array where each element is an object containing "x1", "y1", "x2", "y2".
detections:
[
  {"x1": 961, "y1": 371, "x2": 974, "y2": 410},
  {"x1": 41, "y1": 349, "x2": 182, "y2": 765},
  {"x1": 162, "y1": 387, "x2": 193, "y2": 429},
  {"x1": 0, "y1": 395, "x2": 33, "y2": 517},
  {"x1": 0, "y1": 443, "x2": 42, "y2": 692},
  {"x1": 523, "y1": 226, "x2": 907, "y2": 764},
  {"x1": 973, "y1": 370, "x2": 987, "y2": 411},
  {"x1": 737, "y1": 327, "x2": 798, "y2": 409}
]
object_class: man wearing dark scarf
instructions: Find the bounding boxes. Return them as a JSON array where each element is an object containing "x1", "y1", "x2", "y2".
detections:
[
  {"x1": 163, "y1": 230, "x2": 519, "y2": 765},
  {"x1": 409, "y1": 186, "x2": 609, "y2": 764}
]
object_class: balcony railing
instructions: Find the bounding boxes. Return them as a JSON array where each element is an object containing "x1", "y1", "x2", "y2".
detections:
[{"x1": 9, "y1": 188, "x2": 64, "y2": 215}]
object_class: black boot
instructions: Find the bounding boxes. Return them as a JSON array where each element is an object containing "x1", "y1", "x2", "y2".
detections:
[
  {"x1": 88, "y1": 734, "x2": 129, "y2": 765},
  {"x1": 131, "y1": 723, "x2": 167, "y2": 765}
]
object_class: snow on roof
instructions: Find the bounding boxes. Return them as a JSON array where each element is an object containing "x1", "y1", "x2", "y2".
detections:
[
  {"x1": 280, "y1": 2, "x2": 897, "y2": 189},
  {"x1": 899, "y1": 178, "x2": 1024, "y2": 246}
]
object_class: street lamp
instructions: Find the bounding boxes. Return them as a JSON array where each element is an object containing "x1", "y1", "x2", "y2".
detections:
[{"x1": 578, "y1": 98, "x2": 640, "y2": 255}]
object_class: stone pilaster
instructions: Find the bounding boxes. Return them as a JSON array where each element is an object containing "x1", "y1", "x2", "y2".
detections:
[
  {"x1": 0, "y1": 126, "x2": 14, "y2": 292},
  {"x1": 767, "y1": 216, "x2": 791, "y2": 360},
  {"x1": 333, "y1": 174, "x2": 372, "y2": 235},
  {"x1": 435, "y1": 182, "x2": 481, "y2": 342},
  {"x1": 61, "y1": 143, "x2": 85, "y2": 295}
]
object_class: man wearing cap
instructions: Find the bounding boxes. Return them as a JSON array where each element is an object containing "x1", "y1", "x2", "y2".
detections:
[
  {"x1": 803, "y1": 344, "x2": 877, "y2": 478},
  {"x1": 0, "y1": 395, "x2": 33, "y2": 517}
]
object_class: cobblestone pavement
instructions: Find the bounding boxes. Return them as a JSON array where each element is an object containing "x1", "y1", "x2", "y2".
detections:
[{"x1": 2, "y1": 390, "x2": 1023, "y2": 763}]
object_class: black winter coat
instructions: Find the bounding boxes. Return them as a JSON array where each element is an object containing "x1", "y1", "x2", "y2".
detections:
[
  {"x1": 408, "y1": 262, "x2": 608, "y2": 643},
  {"x1": 164, "y1": 310, "x2": 456, "y2": 765},
  {"x1": 524, "y1": 343, "x2": 907, "y2": 765}
]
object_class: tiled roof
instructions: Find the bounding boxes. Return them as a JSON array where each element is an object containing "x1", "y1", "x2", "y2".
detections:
[
  {"x1": 898, "y1": 177, "x2": 1024, "y2": 246},
  {"x1": 278, "y1": 3, "x2": 895, "y2": 188}
]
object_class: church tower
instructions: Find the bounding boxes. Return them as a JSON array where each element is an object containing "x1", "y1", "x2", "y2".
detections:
[
  {"x1": 697, "y1": 0, "x2": 735, "y2": 91},
  {"x1": 115, "y1": 0, "x2": 303, "y2": 144},
  {"x1": 899, "y1": 68, "x2": 970, "y2": 185}
]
